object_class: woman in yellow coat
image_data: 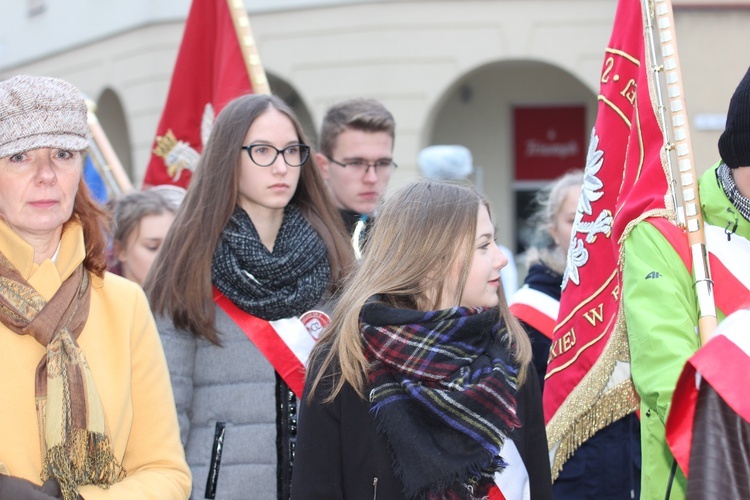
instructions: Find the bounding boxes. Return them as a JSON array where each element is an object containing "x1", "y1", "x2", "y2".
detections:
[{"x1": 0, "y1": 75, "x2": 191, "y2": 499}]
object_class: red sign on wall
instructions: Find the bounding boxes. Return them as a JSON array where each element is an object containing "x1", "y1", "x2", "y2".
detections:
[{"x1": 513, "y1": 106, "x2": 587, "y2": 181}]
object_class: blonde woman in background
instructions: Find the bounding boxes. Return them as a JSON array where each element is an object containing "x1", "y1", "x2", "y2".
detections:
[
  {"x1": 510, "y1": 170, "x2": 582, "y2": 390},
  {"x1": 509, "y1": 170, "x2": 640, "y2": 499}
]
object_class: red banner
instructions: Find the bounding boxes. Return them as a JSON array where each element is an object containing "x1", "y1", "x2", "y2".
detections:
[
  {"x1": 543, "y1": 0, "x2": 674, "y2": 477},
  {"x1": 142, "y1": 0, "x2": 259, "y2": 188}
]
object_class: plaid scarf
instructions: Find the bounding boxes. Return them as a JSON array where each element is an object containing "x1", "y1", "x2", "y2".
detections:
[
  {"x1": 360, "y1": 301, "x2": 521, "y2": 499},
  {"x1": 0, "y1": 254, "x2": 124, "y2": 500},
  {"x1": 212, "y1": 205, "x2": 330, "y2": 320}
]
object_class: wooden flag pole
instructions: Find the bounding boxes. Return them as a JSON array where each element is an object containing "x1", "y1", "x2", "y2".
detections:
[
  {"x1": 86, "y1": 100, "x2": 135, "y2": 195},
  {"x1": 226, "y1": 0, "x2": 271, "y2": 95},
  {"x1": 643, "y1": 0, "x2": 716, "y2": 344}
]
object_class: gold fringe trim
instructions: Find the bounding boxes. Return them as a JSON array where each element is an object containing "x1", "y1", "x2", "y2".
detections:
[
  {"x1": 548, "y1": 209, "x2": 679, "y2": 480},
  {"x1": 42, "y1": 430, "x2": 126, "y2": 500},
  {"x1": 550, "y1": 379, "x2": 639, "y2": 480},
  {"x1": 547, "y1": 250, "x2": 641, "y2": 480}
]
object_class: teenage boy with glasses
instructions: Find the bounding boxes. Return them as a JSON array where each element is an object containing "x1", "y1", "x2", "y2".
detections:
[{"x1": 316, "y1": 98, "x2": 396, "y2": 248}]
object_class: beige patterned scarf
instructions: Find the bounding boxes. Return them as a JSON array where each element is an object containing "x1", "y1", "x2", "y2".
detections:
[{"x1": 0, "y1": 253, "x2": 124, "y2": 500}]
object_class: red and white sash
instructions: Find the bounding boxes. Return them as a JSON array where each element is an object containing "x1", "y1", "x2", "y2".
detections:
[
  {"x1": 648, "y1": 218, "x2": 750, "y2": 316},
  {"x1": 488, "y1": 439, "x2": 530, "y2": 500},
  {"x1": 509, "y1": 286, "x2": 560, "y2": 340},
  {"x1": 651, "y1": 218, "x2": 750, "y2": 476},
  {"x1": 666, "y1": 309, "x2": 750, "y2": 477},
  {"x1": 213, "y1": 287, "x2": 318, "y2": 398}
]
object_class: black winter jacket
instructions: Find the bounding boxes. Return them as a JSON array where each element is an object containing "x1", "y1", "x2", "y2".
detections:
[{"x1": 290, "y1": 360, "x2": 553, "y2": 500}]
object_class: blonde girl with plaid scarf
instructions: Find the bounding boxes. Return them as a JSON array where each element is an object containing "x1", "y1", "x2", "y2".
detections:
[{"x1": 292, "y1": 180, "x2": 553, "y2": 500}]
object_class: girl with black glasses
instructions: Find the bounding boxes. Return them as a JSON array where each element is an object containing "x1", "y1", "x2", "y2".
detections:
[{"x1": 146, "y1": 94, "x2": 352, "y2": 500}]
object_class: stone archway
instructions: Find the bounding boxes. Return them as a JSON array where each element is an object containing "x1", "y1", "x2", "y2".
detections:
[
  {"x1": 95, "y1": 88, "x2": 133, "y2": 183},
  {"x1": 267, "y1": 73, "x2": 317, "y2": 146}
]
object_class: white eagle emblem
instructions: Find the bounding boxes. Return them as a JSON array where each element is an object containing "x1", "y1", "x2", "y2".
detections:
[
  {"x1": 153, "y1": 103, "x2": 215, "y2": 181},
  {"x1": 562, "y1": 128, "x2": 614, "y2": 290}
]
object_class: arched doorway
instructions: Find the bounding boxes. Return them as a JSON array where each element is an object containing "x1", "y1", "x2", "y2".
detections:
[
  {"x1": 424, "y1": 60, "x2": 597, "y2": 260},
  {"x1": 267, "y1": 73, "x2": 317, "y2": 146},
  {"x1": 96, "y1": 88, "x2": 133, "y2": 182}
]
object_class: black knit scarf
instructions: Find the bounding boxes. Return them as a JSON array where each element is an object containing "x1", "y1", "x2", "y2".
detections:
[
  {"x1": 211, "y1": 205, "x2": 330, "y2": 320},
  {"x1": 360, "y1": 301, "x2": 521, "y2": 499}
]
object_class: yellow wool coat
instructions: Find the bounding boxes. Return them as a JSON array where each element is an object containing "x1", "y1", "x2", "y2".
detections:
[{"x1": 0, "y1": 220, "x2": 191, "y2": 499}]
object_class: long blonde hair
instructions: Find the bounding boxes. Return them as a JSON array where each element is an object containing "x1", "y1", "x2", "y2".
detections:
[{"x1": 308, "y1": 180, "x2": 532, "y2": 402}]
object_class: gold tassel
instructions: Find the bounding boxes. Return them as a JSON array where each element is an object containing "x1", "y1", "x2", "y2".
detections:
[{"x1": 42, "y1": 430, "x2": 125, "y2": 500}]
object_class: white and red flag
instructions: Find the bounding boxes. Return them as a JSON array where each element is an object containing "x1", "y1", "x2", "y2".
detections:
[
  {"x1": 543, "y1": 0, "x2": 684, "y2": 477},
  {"x1": 666, "y1": 308, "x2": 750, "y2": 477},
  {"x1": 143, "y1": 0, "x2": 269, "y2": 188}
]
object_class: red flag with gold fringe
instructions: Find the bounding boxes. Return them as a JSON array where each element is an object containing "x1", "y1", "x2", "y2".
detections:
[
  {"x1": 543, "y1": 0, "x2": 682, "y2": 477},
  {"x1": 143, "y1": 0, "x2": 269, "y2": 188}
]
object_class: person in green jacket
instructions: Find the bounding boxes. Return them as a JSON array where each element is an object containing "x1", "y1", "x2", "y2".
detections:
[{"x1": 623, "y1": 66, "x2": 750, "y2": 500}]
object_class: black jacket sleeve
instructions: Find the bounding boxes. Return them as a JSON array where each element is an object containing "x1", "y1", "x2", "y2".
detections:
[
  {"x1": 291, "y1": 364, "x2": 345, "y2": 499},
  {"x1": 515, "y1": 367, "x2": 554, "y2": 500},
  {"x1": 291, "y1": 366, "x2": 405, "y2": 500},
  {"x1": 520, "y1": 321, "x2": 552, "y2": 393}
]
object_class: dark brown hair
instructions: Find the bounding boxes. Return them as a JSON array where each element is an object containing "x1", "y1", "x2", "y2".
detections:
[{"x1": 145, "y1": 94, "x2": 353, "y2": 344}]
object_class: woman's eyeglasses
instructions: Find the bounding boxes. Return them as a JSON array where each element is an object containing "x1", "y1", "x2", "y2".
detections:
[{"x1": 241, "y1": 144, "x2": 310, "y2": 167}]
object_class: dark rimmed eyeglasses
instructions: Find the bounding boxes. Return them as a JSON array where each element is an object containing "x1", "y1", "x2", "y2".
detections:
[
  {"x1": 241, "y1": 144, "x2": 310, "y2": 167},
  {"x1": 325, "y1": 156, "x2": 397, "y2": 174}
]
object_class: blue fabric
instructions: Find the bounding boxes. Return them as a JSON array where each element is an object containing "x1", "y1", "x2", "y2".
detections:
[
  {"x1": 553, "y1": 413, "x2": 641, "y2": 499},
  {"x1": 83, "y1": 155, "x2": 108, "y2": 204}
]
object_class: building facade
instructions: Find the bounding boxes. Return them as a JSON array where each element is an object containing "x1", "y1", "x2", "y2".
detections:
[{"x1": 2, "y1": 0, "x2": 749, "y2": 253}]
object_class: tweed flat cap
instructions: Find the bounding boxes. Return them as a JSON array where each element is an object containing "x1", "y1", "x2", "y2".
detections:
[{"x1": 0, "y1": 75, "x2": 89, "y2": 158}]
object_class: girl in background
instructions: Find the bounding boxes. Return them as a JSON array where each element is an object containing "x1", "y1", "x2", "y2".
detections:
[
  {"x1": 145, "y1": 94, "x2": 352, "y2": 500},
  {"x1": 510, "y1": 170, "x2": 581, "y2": 391},
  {"x1": 292, "y1": 180, "x2": 552, "y2": 500},
  {"x1": 108, "y1": 186, "x2": 185, "y2": 286},
  {"x1": 509, "y1": 170, "x2": 641, "y2": 499}
]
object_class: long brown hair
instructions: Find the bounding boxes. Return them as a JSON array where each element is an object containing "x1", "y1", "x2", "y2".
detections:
[
  {"x1": 145, "y1": 94, "x2": 352, "y2": 344},
  {"x1": 308, "y1": 180, "x2": 532, "y2": 402}
]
